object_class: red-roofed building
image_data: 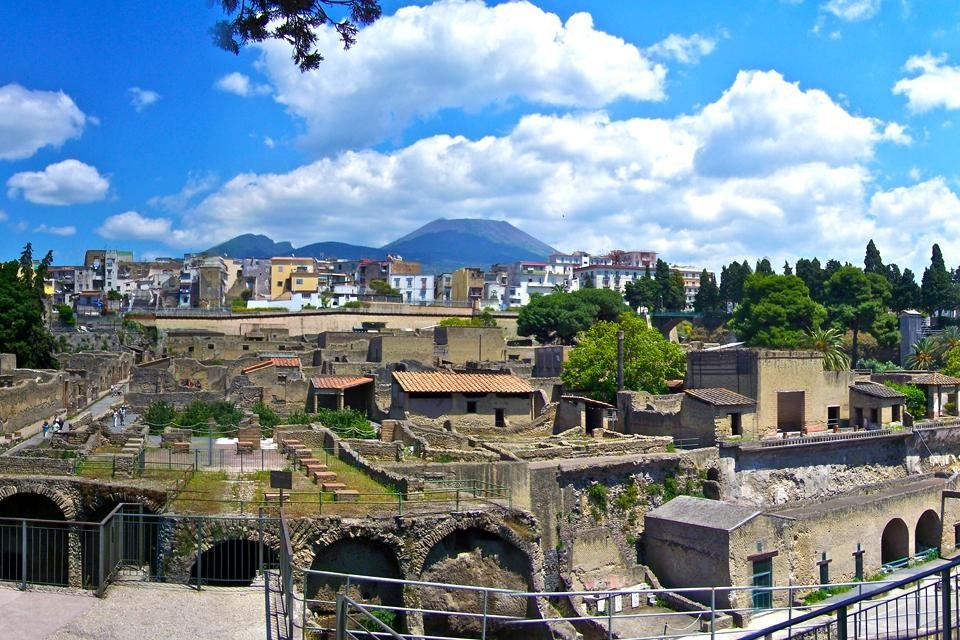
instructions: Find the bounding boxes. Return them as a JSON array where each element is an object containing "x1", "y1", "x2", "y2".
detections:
[
  {"x1": 391, "y1": 370, "x2": 535, "y2": 427},
  {"x1": 309, "y1": 375, "x2": 376, "y2": 416}
]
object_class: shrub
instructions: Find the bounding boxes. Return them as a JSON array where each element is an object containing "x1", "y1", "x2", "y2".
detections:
[
  {"x1": 314, "y1": 408, "x2": 376, "y2": 438},
  {"x1": 613, "y1": 483, "x2": 640, "y2": 512},
  {"x1": 587, "y1": 483, "x2": 608, "y2": 512},
  {"x1": 57, "y1": 304, "x2": 76, "y2": 327},
  {"x1": 343, "y1": 300, "x2": 364, "y2": 309},
  {"x1": 882, "y1": 381, "x2": 926, "y2": 418},
  {"x1": 251, "y1": 402, "x2": 281, "y2": 429},
  {"x1": 145, "y1": 400, "x2": 177, "y2": 434}
]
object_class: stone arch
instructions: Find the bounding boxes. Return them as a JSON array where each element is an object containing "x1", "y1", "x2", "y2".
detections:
[
  {"x1": 417, "y1": 523, "x2": 538, "y2": 640},
  {"x1": 163, "y1": 519, "x2": 281, "y2": 584},
  {"x1": 915, "y1": 510, "x2": 941, "y2": 555},
  {"x1": 0, "y1": 489, "x2": 70, "y2": 586},
  {"x1": 881, "y1": 518, "x2": 910, "y2": 565},
  {"x1": 0, "y1": 483, "x2": 77, "y2": 520},
  {"x1": 189, "y1": 538, "x2": 276, "y2": 586},
  {"x1": 305, "y1": 535, "x2": 406, "y2": 629}
]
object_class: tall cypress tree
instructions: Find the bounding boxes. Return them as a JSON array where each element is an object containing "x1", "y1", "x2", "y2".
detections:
[
  {"x1": 693, "y1": 269, "x2": 721, "y2": 313},
  {"x1": 864, "y1": 239, "x2": 885, "y2": 275},
  {"x1": 921, "y1": 244, "x2": 956, "y2": 316}
]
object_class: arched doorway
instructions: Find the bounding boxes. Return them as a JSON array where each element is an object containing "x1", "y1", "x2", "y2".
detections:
[
  {"x1": 0, "y1": 492, "x2": 69, "y2": 586},
  {"x1": 189, "y1": 539, "x2": 275, "y2": 587},
  {"x1": 420, "y1": 528, "x2": 540, "y2": 640},
  {"x1": 306, "y1": 538, "x2": 405, "y2": 631},
  {"x1": 881, "y1": 518, "x2": 910, "y2": 566},
  {"x1": 915, "y1": 510, "x2": 941, "y2": 555}
]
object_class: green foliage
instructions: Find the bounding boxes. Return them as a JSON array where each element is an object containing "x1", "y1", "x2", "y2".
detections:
[
  {"x1": 942, "y1": 346, "x2": 960, "y2": 378},
  {"x1": 623, "y1": 272, "x2": 661, "y2": 312},
  {"x1": 921, "y1": 243, "x2": 956, "y2": 315},
  {"x1": 693, "y1": 269, "x2": 721, "y2": 313},
  {"x1": 251, "y1": 402, "x2": 281, "y2": 429},
  {"x1": 755, "y1": 258, "x2": 774, "y2": 276},
  {"x1": 869, "y1": 313, "x2": 900, "y2": 348},
  {"x1": 794, "y1": 258, "x2": 826, "y2": 303},
  {"x1": 613, "y1": 483, "x2": 640, "y2": 512},
  {"x1": 231, "y1": 298, "x2": 248, "y2": 312},
  {"x1": 890, "y1": 266, "x2": 922, "y2": 313},
  {"x1": 213, "y1": 0, "x2": 382, "y2": 73},
  {"x1": 908, "y1": 337, "x2": 940, "y2": 370},
  {"x1": 655, "y1": 259, "x2": 686, "y2": 311},
  {"x1": 0, "y1": 244, "x2": 58, "y2": 369},
  {"x1": 560, "y1": 313, "x2": 686, "y2": 403},
  {"x1": 730, "y1": 274, "x2": 826, "y2": 348},
  {"x1": 807, "y1": 327, "x2": 848, "y2": 371},
  {"x1": 57, "y1": 304, "x2": 76, "y2": 327},
  {"x1": 882, "y1": 381, "x2": 926, "y2": 418},
  {"x1": 824, "y1": 265, "x2": 891, "y2": 367},
  {"x1": 368, "y1": 279, "x2": 400, "y2": 297},
  {"x1": 864, "y1": 239, "x2": 885, "y2": 275},
  {"x1": 439, "y1": 309, "x2": 497, "y2": 327},
  {"x1": 357, "y1": 608, "x2": 397, "y2": 634},
  {"x1": 719, "y1": 260, "x2": 753, "y2": 307},
  {"x1": 587, "y1": 483, "x2": 608, "y2": 512},
  {"x1": 803, "y1": 585, "x2": 852, "y2": 605},
  {"x1": 858, "y1": 359, "x2": 900, "y2": 373},
  {"x1": 144, "y1": 400, "x2": 177, "y2": 434},
  {"x1": 517, "y1": 288, "x2": 627, "y2": 344},
  {"x1": 107, "y1": 289, "x2": 122, "y2": 301},
  {"x1": 314, "y1": 408, "x2": 376, "y2": 438}
]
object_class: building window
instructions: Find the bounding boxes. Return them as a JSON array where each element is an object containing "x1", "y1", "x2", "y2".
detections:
[
  {"x1": 295, "y1": 278, "x2": 303, "y2": 285},
  {"x1": 277, "y1": 266, "x2": 284, "y2": 272},
  {"x1": 276, "y1": 281, "x2": 283, "y2": 288},
  {"x1": 892, "y1": 404, "x2": 901, "y2": 422},
  {"x1": 466, "y1": 401, "x2": 477, "y2": 414}
]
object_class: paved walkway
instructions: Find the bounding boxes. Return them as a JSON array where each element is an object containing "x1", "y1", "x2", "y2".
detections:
[
  {"x1": 0, "y1": 583, "x2": 265, "y2": 639},
  {"x1": 5, "y1": 382, "x2": 128, "y2": 456}
]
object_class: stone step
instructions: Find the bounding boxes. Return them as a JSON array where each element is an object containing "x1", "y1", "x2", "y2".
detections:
[
  {"x1": 334, "y1": 489, "x2": 360, "y2": 502},
  {"x1": 303, "y1": 463, "x2": 328, "y2": 474},
  {"x1": 321, "y1": 482, "x2": 347, "y2": 491},
  {"x1": 312, "y1": 471, "x2": 338, "y2": 483}
]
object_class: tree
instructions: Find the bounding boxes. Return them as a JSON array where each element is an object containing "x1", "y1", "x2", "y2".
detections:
[
  {"x1": 368, "y1": 279, "x2": 400, "y2": 297},
  {"x1": 881, "y1": 381, "x2": 927, "y2": 418},
  {"x1": 719, "y1": 260, "x2": 752, "y2": 308},
  {"x1": 517, "y1": 288, "x2": 628, "y2": 344},
  {"x1": 824, "y1": 266, "x2": 891, "y2": 368},
  {"x1": 907, "y1": 337, "x2": 939, "y2": 370},
  {"x1": 213, "y1": 0, "x2": 382, "y2": 72},
  {"x1": 869, "y1": 313, "x2": 900, "y2": 348},
  {"x1": 890, "y1": 266, "x2": 921, "y2": 313},
  {"x1": 57, "y1": 304, "x2": 76, "y2": 327},
  {"x1": 624, "y1": 273, "x2": 660, "y2": 313},
  {"x1": 693, "y1": 269, "x2": 721, "y2": 313},
  {"x1": 560, "y1": 313, "x2": 686, "y2": 403},
  {"x1": 921, "y1": 244, "x2": 956, "y2": 316},
  {"x1": 864, "y1": 239, "x2": 885, "y2": 276},
  {"x1": 755, "y1": 258, "x2": 774, "y2": 276},
  {"x1": 782, "y1": 261, "x2": 793, "y2": 276},
  {"x1": 581, "y1": 274, "x2": 595, "y2": 289},
  {"x1": 794, "y1": 258, "x2": 826, "y2": 303},
  {"x1": 807, "y1": 327, "x2": 848, "y2": 371},
  {"x1": 0, "y1": 245, "x2": 58, "y2": 369},
  {"x1": 654, "y1": 259, "x2": 684, "y2": 312},
  {"x1": 730, "y1": 274, "x2": 826, "y2": 349}
]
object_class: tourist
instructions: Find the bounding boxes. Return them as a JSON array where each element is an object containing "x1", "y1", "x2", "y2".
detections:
[{"x1": 41, "y1": 421, "x2": 49, "y2": 439}]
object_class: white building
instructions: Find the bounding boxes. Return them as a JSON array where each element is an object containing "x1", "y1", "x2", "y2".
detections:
[
  {"x1": 670, "y1": 264, "x2": 712, "y2": 310},
  {"x1": 572, "y1": 264, "x2": 648, "y2": 293},
  {"x1": 389, "y1": 273, "x2": 435, "y2": 304}
]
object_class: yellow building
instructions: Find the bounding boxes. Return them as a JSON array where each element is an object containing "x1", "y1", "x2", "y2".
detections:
[
  {"x1": 270, "y1": 257, "x2": 318, "y2": 299},
  {"x1": 451, "y1": 267, "x2": 485, "y2": 304}
]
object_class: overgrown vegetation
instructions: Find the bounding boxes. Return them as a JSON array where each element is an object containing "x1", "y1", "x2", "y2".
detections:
[
  {"x1": 144, "y1": 399, "x2": 243, "y2": 435},
  {"x1": 881, "y1": 381, "x2": 927, "y2": 418},
  {"x1": 56, "y1": 304, "x2": 76, "y2": 327},
  {"x1": 314, "y1": 407, "x2": 377, "y2": 439},
  {"x1": 438, "y1": 309, "x2": 497, "y2": 327},
  {"x1": 802, "y1": 585, "x2": 851, "y2": 605}
]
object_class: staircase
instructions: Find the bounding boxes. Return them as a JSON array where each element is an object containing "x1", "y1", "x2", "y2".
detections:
[{"x1": 279, "y1": 439, "x2": 359, "y2": 502}]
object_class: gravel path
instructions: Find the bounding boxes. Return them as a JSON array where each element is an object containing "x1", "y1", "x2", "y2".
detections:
[{"x1": 1, "y1": 583, "x2": 265, "y2": 640}]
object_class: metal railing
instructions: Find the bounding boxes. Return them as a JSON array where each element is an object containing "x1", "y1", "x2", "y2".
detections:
[{"x1": 143, "y1": 447, "x2": 290, "y2": 472}]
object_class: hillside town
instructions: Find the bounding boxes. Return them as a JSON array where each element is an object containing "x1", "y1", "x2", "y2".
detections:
[{"x1": 6, "y1": 1, "x2": 960, "y2": 640}]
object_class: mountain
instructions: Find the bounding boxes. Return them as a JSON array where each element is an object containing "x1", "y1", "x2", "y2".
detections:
[
  {"x1": 204, "y1": 234, "x2": 294, "y2": 259},
  {"x1": 204, "y1": 218, "x2": 557, "y2": 273}
]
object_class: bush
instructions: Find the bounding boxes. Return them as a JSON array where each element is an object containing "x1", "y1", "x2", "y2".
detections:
[
  {"x1": 587, "y1": 483, "x2": 608, "y2": 512},
  {"x1": 251, "y1": 402, "x2": 281, "y2": 429},
  {"x1": 145, "y1": 400, "x2": 177, "y2": 434},
  {"x1": 882, "y1": 381, "x2": 926, "y2": 418},
  {"x1": 438, "y1": 309, "x2": 497, "y2": 327},
  {"x1": 315, "y1": 408, "x2": 376, "y2": 438},
  {"x1": 178, "y1": 400, "x2": 243, "y2": 434},
  {"x1": 613, "y1": 483, "x2": 640, "y2": 512},
  {"x1": 56, "y1": 304, "x2": 76, "y2": 327},
  {"x1": 343, "y1": 300, "x2": 364, "y2": 309}
]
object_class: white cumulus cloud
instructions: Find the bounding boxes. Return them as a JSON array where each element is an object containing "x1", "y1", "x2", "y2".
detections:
[
  {"x1": 893, "y1": 53, "x2": 960, "y2": 112},
  {"x1": 96, "y1": 210, "x2": 194, "y2": 245},
  {"x1": 34, "y1": 224, "x2": 76, "y2": 236},
  {"x1": 215, "y1": 72, "x2": 271, "y2": 97},
  {"x1": 821, "y1": 0, "x2": 881, "y2": 21},
  {"x1": 0, "y1": 84, "x2": 87, "y2": 161},
  {"x1": 129, "y1": 87, "x2": 160, "y2": 112},
  {"x1": 6, "y1": 159, "x2": 109, "y2": 205},
  {"x1": 256, "y1": 0, "x2": 667, "y2": 150},
  {"x1": 184, "y1": 69, "x2": 919, "y2": 270},
  {"x1": 646, "y1": 33, "x2": 722, "y2": 65}
]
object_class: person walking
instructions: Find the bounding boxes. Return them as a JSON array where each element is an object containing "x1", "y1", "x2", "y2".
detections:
[
  {"x1": 112, "y1": 409, "x2": 119, "y2": 430},
  {"x1": 42, "y1": 421, "x2": 49, "y2": 439}
]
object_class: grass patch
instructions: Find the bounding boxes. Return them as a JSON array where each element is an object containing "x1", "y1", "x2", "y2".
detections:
[{"x1": 802, "y1": 585, "x2": 852, "y2": 605}]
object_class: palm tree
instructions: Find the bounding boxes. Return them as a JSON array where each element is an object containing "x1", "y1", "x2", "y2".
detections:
[
  {"x1": 807, "y1": 327, "x2": 849, "y2": 371},
  {"x1": 552, "y1": 283, "x2": 568, "y2": 294},
  {"x1": 907, "y1": 337, "x2": 939, "y2": 370},
  {"x1": 938, "y1": 326, "x2": 960, "y2": 356}
]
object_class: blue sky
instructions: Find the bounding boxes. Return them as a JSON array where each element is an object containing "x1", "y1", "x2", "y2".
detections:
[{"x1": 3, "y1": 0, "x2": 960, "y2": 272}]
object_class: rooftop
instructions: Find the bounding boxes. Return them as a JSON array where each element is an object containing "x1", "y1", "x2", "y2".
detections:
[
  {"x1": 646, "y1": 496, "x2": 760, "y2": 531},
  {"x1": 393, "y1": 370, "x2": 534, "y2": 394},
  {"x1": 311, "y1": 375, "x2": 374, "y2": 390},
  {"x1": 909, "y1": 372, "x2": 960, "y2": 386},
  {"x1": 850, "y1": 381, "x2": 905, "y2": 399},
  {"x1": 241, "y1": 357, "x2": 302, "y2": 374},
  {"x1": 685, "y1": 387, "x2": 756, "y2": 406}
]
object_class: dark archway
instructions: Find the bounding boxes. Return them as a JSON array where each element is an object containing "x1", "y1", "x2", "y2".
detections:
[
  {"x1": 915, "y1": 510, "x2": 941, "y2": 555},
  {"x1": 189, "y1": 539, "x2": 276, "y2": 586},
  {"x1": 306, "y1": 538, "x2": 405, "y2": 631},
  {"x1": 881, "y1": 518, "x2": 910, "y2": 566},
  {"x1": 0, "y1": 492, "x2": 68, "y2": 586},
  {"x1": 420, "y1": 528, "x2": 540, "y2": 640}
]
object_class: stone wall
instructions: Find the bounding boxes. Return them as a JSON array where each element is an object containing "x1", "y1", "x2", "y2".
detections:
[
  {"x1": 0, "y1": 370, "x2": 66, "y2": 435},
  {"x1": 0, "y1": 456, "x2": 76, "y2": 475}
]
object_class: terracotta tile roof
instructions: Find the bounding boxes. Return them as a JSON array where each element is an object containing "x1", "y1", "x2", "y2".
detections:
[
  {"x1": 392, "y1": 371, "x2": 534, "y2": 394},
  {"x1": 850, "y1": 381, "x2": 905, "y2": 399},
  {"x1": 241, "y1": 357, "x2": 302, "y2": 375},
  {"x1": 311, "y1": 376, "x2": 373, "y2": 390},
  {"x1": 685, "y1": 388, "x2": 756, "y2": 406},
  {"x1": 910, "y1": 372, "x2": 960, "y2": 386}
]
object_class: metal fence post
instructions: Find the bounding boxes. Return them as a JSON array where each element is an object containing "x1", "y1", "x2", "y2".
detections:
[
  {"x1": 944, "y1": 568, "x2": 953, "y2": 640},
  {"x1": 196, "y1": 520, "x2": 203, "y2": 591},
  {"x1": 20, "y1": 519, "x2": 27, "y2": 590},
  {"x1": 836, "y1": 604, "x2": 848, "y2": 640},
  {"x1": 97, "y1": 519, "x2": 107, "y2": 596},
  {"x1": 710, "y1": 587, "x2": 716, "y2": 640},
  {"x1": 335, "y1": 593, "x2": 349, "y2": 640},
  {"x1": 607, "y1": 591, "x2": 614, "y2": 640},
  {"x1": 482, "y1": 590, "x2": 489, "y2": 640}
]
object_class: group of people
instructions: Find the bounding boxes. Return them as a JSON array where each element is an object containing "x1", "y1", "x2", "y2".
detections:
[
  {"x1": 41, "y1": 416, "x2": 68, "y2": 438},
  {"x1": 111, "y1": 406, "x2": 128, "y2": 430}
]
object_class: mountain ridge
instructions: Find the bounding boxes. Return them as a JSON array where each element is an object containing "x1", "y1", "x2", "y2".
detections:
[{"x1": 204, "y1": 218, "x2": 557, "y2": 273}]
